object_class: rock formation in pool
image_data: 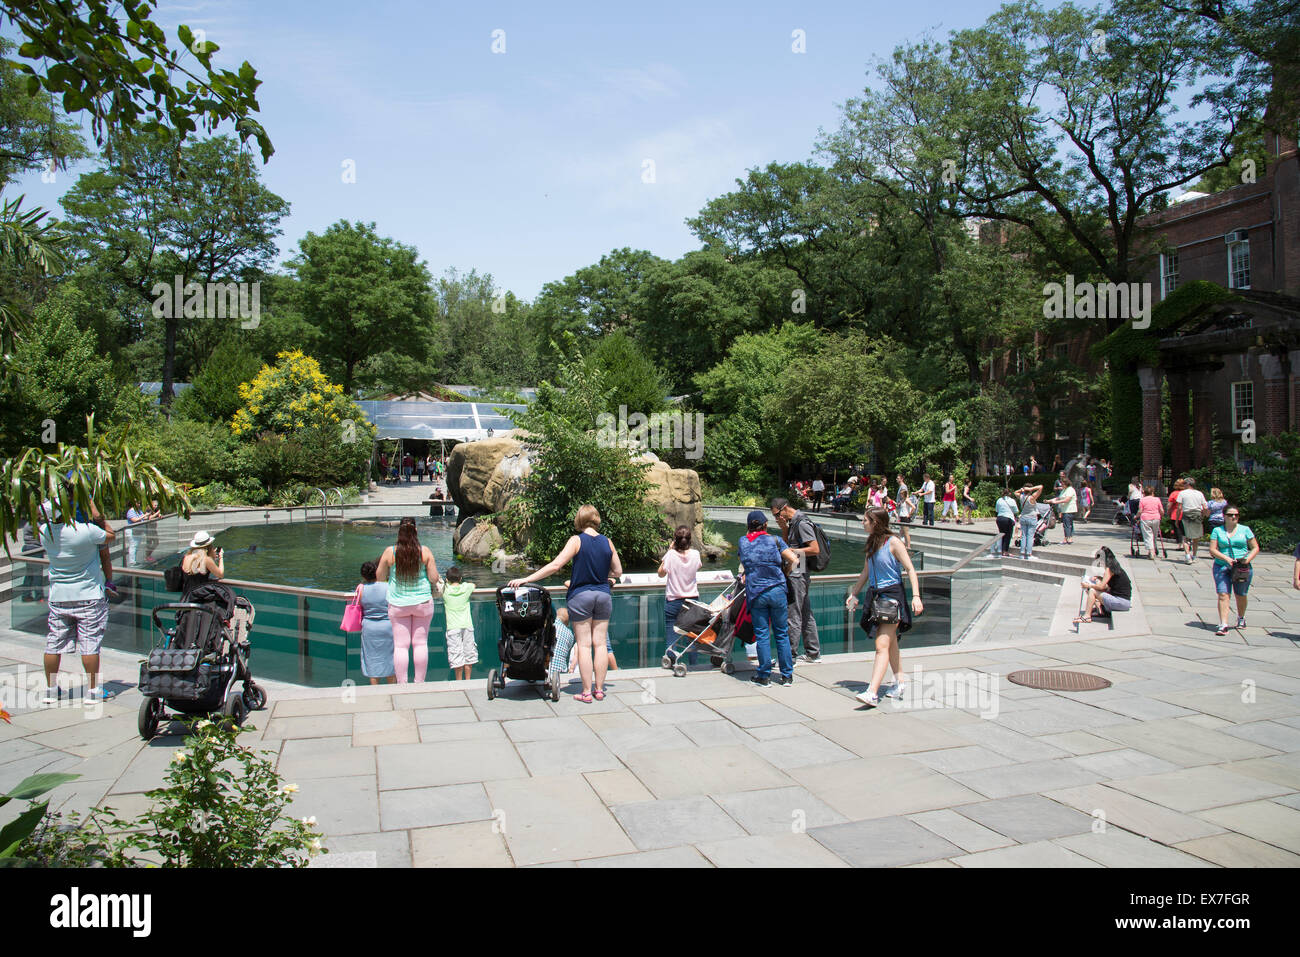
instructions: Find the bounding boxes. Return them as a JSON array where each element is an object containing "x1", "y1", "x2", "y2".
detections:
[{"x1": 446, "y1": 436, "x2": 718, "y2": 564}]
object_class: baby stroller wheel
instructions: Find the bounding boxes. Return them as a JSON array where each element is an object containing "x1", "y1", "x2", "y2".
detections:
[
  {"x1": 221, "y1": 692, "x2": 247, "y2": 729},
  {"x1": 138, "y1": 697, "x2": 161, "y2": 740},
  {"x1": 672, "y1": 663, "x2": 687, "y2": 678},
  {"x1": 661, "y1": 654, "x2": 674, "y2": 669},
  {"x1": 243, "y1": 681, "x2": 267, "y2": 711},
  {"x1": 549, "y1": 674, "x2": 561, "y2": 702},
  {"x1": 720, "y1": 660, "x2": 736, "y2": 675},
  {"x1": 487, "y1": 668, "x2": 498, "y2": 700},
  {"x1": 710, "y1": 655, "x2": 724, "y2": 667}
]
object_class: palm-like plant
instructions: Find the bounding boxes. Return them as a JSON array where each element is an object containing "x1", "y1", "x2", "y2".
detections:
[
  {"x1": 1, "y1": 415, "x2": 191, "y2": 553},
  {"x1": 0, "y1": 194, "x2": 67, "y2": 357}
]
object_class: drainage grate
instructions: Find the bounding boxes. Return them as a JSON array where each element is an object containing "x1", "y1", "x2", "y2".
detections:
[{"x1": 1007, "y1": 669, "x2": 1112, "y2": 691}]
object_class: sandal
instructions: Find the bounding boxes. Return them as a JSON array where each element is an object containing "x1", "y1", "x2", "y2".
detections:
[
  {"x1": 574, "y1": 692, "x2": 593, "y2": 703},
  {"x1": 593, "y1": 687, "x2": 605, "y2": 701}
]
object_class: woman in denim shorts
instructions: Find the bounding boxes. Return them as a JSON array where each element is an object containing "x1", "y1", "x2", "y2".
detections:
[
  {"x1": 509, "y1": 504, "x2": 623, "y2": 703},
  {"x1": 1208, "y1": 507, "x2": 1258, "y2": 636}
]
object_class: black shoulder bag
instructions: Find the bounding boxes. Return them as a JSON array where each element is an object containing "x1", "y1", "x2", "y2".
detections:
[{"x1": 860, "y1": 549, "x2": 901, "y2": 630}]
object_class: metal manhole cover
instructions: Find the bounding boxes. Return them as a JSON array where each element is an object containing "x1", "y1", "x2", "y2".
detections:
[{"x1": 1007, "y1": 669, "x2": 1112, "y2": 691}]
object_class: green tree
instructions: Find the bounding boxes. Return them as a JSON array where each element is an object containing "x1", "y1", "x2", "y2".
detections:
[
  {"x1": 503, "y1": 346, "x2": 668, "y2": 564},
  {"x1": 434, "y1": 267, "x2": 538, "y2": 388},
  {"x1": 290, "y1": 221, "x2": 437, "y2": 394},
  {"x1": 0, "y1": 285, "x2": 119, "y2": 456},
  {"x1": 585, "y1": 330, "x2": 667, "y2": 418},
  {"x1": 171, "y1": 338, "x2": 264, "y2": 423},
  {"x1": 60, "y1": 133, "x2": 288, "y2": 402},
  {"x1": 695, "y1": 323, "x2": 820, "y2": 485},
  {"x1": 2, "y1": 0, "x2": 273, "y2": 162},
  {"x1": 531, "y1": 247, "x2": 666, "y2": 363}
]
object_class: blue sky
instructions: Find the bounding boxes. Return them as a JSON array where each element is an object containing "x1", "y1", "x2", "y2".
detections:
[{"x1": 11, "y1": 0, "x2": 1023, "y2": 300}]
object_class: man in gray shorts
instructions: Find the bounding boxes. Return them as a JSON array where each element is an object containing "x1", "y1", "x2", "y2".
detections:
[{"x1": 39, "y1": 494, "x2": 116, "y2": 703}]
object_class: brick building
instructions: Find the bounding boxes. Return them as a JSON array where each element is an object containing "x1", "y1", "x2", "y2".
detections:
[{"x1": 1131, "y1": 125, "x2": 1300, "y2": 478}]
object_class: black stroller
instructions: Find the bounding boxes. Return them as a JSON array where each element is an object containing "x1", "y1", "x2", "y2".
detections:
[
  {"x1": 488, "y1": 585, "x2": 562, "y2": 701},
  {"x1": 138, "y1": 582, "x2": 265, "y2": 739}
]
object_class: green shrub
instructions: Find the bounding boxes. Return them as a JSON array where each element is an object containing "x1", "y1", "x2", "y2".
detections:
[{"x1": 99, "y1": 718, "x2": 324, "y2": 868}]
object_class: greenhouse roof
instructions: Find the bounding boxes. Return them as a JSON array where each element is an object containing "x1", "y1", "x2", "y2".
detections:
[{"x1": 356, "y1": 400, "x2": 525, "y2": 441}]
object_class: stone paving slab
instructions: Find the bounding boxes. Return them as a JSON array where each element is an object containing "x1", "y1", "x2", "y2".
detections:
[
  {"x1": 485, "y1": 775, "x2": 635, "y2": 865},
  {"x1": 813, "y1": 714, "x2": 972, "y2": 757},
  {"x1": 1056, "y1": 830, "x2": 1216, "y2": 867},
  {"x1": 1108, "y1": 765, "x2": 1291, "y2": 812},
  {"x1": 1043, "y1": 783, "x2": 1225, "y2": 845},
  {"x1": 790, "y1": 756, "x2": 984, "y2": 820},
  {"x1": 612, "y1": 796, "x2": 747, "y2": 850},
  {"x1": 1173, "y1": 832, "x2": 1300, "y2": 867},
  {"x1": 710, "y1": 785, "x2": 847, "y2": 835},
  {"x1": 288, "y1": 774, "x2": 380, "y2": 836},
  {"x1": 378, "y1": 783, "x2": 492, "y2": 831},
  {"x1": 951, "y1": 840, "x2": 1102, "y2": 867},
  {"x1": 809, "y1": 816, "x2": 963, "y2": 867},
  {"x1": 953, "y1": 794, "x2": 1095, "y2": 843},
  {"x1": 907, "y1": 808, "x2": 1015, "y2": 853},
  {"x1": 583, "y1": 768, "x2": 654, "y2": 806},
  {"x1": 276, "y1": 735, "x2": 374, "y2": 780},
  {"x1": 376, "y1": 740, "x2": 528, "y2": 790},
  {"x1": 575, "y1": 845, "x2": 714, "y2": 867},
  {"x1": 1067, "y1": 748, "x2": 1180, "y2": 780},
  {"x1": 949, "y1": 758, "x2": 1104, "y2": 800},
  {"x1": 694, "y1": 832, "x2": 851, "y2": 867},
  {"x1": 410, "y1": 821, "x2": 512, "y2": 867},
  {"x1": 622, "y1": 745, "x2": 791, "y2": 799},
  {"x1": 1092, "y1": 717, "x2": 1279, "y2": 767},
  {"x1": 1195, "y1": 800, "x2": 1300, "y2": 855}
]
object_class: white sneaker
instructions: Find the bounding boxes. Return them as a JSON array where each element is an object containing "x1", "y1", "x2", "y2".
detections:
[
  {"x1": 41, "y1": 686, "x2": 58, "y2": 705},
  {"x1": 884, "y1": 681, "x2": 907, "y2": 699},
  {"x1": 84, "y1": 687, "x2": 113, "y2": 702},
  {"x1": 855, "y1": 689, "x2": 879, "y2": 706}
]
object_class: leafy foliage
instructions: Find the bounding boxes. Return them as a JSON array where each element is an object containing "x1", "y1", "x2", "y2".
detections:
[
  {"x1": 502, "y1": 346, "x2": 668, "y2": 564},
  {"x1": 98, "y1": 719, "x2": 323, "y2": 867},
  {"x1": 2, "y1": 0, "x2": 273, "y2": 162}
]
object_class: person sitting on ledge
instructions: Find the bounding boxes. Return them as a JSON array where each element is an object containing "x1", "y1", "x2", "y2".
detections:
[{"x1": 1076, "y1": 547, "x2": 1132, "y2": 623}]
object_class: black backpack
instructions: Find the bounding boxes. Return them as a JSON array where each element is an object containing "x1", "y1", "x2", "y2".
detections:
[{"x1": 796, "y1": 514, "x2": 832, "y2": 572}]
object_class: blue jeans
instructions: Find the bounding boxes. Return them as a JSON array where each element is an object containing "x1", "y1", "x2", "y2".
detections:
[
  {"x1": 1061, "y1": 513, "x2": 1074, "y2": 539},
  {"x1": 751, "y1": 587, "x2": 792, "y2": 680},
  {"x1": 1020, "y1": 515, "x2": 1038, "y2": 558}
]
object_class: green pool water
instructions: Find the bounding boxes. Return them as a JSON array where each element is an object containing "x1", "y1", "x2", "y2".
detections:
[{"x1": 135, "y1": 517, "x2": 881, "y2": 591}]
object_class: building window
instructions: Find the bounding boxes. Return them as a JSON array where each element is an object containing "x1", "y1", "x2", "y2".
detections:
[
  {"x1": 1231, "y1": 380, "x2": 1254, "y2": 433},
  {"x1": 1228, "y1": 239, "x2": 1251, "y2": 289},
  {"x1": 1053, "y1": 397, "x2": 1069, "y2": 440},
  {"x1": 1160, "y1": 251, "x2": 1179, "y2": 299}
]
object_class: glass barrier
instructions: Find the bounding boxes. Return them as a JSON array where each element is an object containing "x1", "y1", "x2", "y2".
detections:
[{"x1": 11, "y1": 531, "x2": 1003, "y2": 688}]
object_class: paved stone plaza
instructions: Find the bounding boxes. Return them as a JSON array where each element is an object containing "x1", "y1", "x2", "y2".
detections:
[{"x1": 2, "y1": 520, "x2": 1298, "y2": 867}]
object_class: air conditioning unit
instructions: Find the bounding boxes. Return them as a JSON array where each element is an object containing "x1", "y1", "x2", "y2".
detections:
[{"x1": 1224, "y1": 229, "x2": 1248, "y2": 244}]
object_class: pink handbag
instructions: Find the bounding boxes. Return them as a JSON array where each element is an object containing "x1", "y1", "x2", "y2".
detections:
[{"x1": 341, "y1": 584, "x2": 364, "y2": 632}]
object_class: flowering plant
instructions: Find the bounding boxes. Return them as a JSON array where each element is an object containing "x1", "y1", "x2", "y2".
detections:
[{"x1": 100, "y1": 718, "x2": 325, "y2": 868}]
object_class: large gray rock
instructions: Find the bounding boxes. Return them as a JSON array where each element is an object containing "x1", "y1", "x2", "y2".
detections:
[
  {"x1": 446, "y1": 437, "x2": 531, "y2": 517},
  {"x1": 640, "y1": 454, "x2": 706, "y2": 547},
  {"x1": 454, "y1": 516, "x2": 503, "y2": 561}
]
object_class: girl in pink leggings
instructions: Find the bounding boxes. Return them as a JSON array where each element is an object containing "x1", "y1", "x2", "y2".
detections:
[{"x1": 375, "y1": 517, "x2": 441, "y2": 683}]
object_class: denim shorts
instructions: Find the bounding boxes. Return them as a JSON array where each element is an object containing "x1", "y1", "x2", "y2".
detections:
[
  {"x1": 1212, "y1": 562, "x2": 1252, "y2": 596},
  {"x1": 568, "y1": 589, "x2": 612, "y2": 623}
]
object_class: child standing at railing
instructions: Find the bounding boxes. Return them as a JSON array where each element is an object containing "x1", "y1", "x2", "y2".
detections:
[{"x1": 438, "y1": 567, "x2": 478, "y2": 680}]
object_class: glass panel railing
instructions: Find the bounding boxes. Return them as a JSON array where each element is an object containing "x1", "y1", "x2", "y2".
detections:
[{"x1": 11, "y1": 531, "x2": 1004, "y2": 688}]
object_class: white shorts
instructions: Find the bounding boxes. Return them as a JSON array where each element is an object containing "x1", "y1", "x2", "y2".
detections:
[{"x1": 446, "y1": 628, "x2": 478, "y2": 668}]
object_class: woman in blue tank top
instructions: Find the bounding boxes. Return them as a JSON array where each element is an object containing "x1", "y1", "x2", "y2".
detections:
[
  {"x1": 845, "y1": 506, "x2": 922, "y2": 707},
  {"x1": 509, "y1": 504, "x2": 623, "y2": 704}
]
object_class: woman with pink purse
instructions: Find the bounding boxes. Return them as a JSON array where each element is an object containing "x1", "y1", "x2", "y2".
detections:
[{"x1": 343, "y1": 560, "x2": 395, "y2": 684}]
